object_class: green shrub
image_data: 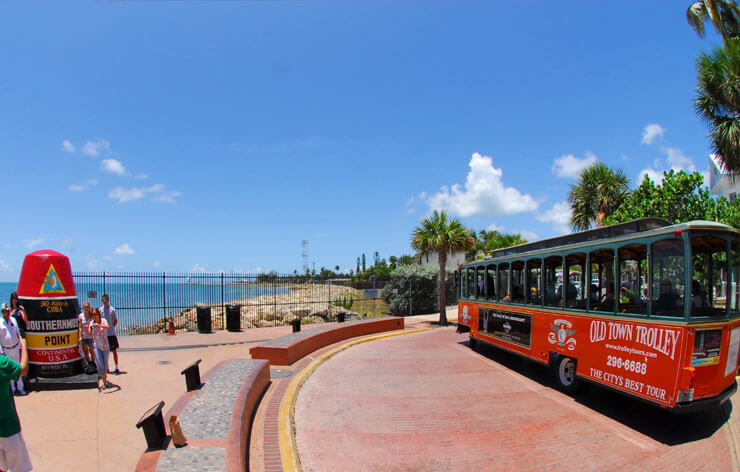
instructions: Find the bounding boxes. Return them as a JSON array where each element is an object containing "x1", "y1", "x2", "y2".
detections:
[{"x1": 381, "y1": 265, "x2": 456, "y2": 316}]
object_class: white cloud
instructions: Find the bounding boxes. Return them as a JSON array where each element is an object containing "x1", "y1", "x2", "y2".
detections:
[
  {"x1": 551, "y1": 152, "x2": 598, "y2": 178},
  {"x1": 536, "y1": 201, "x2": 572, "y2": 234},
  {"x1": 150, "y1": 189, "x2": 182, "y2": 204},
  {"x1": 135, "y1": 173, "x2": 149, "y2": 180},
  {"x1": 2, "y1": 243, "x2": 11, "y2": 249},
  {"x1": 102, "y1": 256, "x2": 112, "y2": 261},
  {"x1": 101, "y1": 158, "x2": 126, "y2": 175},
  {"x1": 641, "y1": 124, "x2": 666, "y2": 145},
  {"x1": 153, "y1": 261, "x2": 161, "y2": 268},
  {"x1": 190, "y1": 263, "x2": 206, "y2": 273},
  {"x1": 425, "y1": 152, "x2": 539, "y2": 217},
  {"x1": 0, "y1": 260, "x2": 13, "y2": 273},
  {"x1": 638, "y1": 168, "x2": 665, "y2": 183},
  {"x1": 108, "y1": 184, "x2": 181, "y2": 204},
  {"x1": 516, "y1": 229, "x2": 540, "y2": 242},
  {"x1": 24, "y1": 237, "x2": 45, "y2": 249},
  {"x1": 85, "y1": 255, "x2": 98, "y2": 269},
  {"x1": 114, "y1": 243, "x2": 135, "y2": 255},
  {"x1": 68, "y1": 178, "x2": 99, "y2": 193},
  {"x1": 59, "y1": 238, "x2": 73, "y2": 248},
  {"x1": 638, "y1": 145, "x2": 698, "y2": 185},
  {"x1": 61, "y1": 140, "x2": 76, "y2": 153},
  {"x1": 81, "y1": 138, "x2": 110, "y2": 157},
  {"x1": 485, "y1": 223, "x2": 505, "y2": 232},
  {"x1": 665, "y1": 146, "x2": 695, "y2": 170}
]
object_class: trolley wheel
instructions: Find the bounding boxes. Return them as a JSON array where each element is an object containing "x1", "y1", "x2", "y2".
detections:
[
  {"x1": 469, "y1": 336, "x2": 477, "y2": 349},
  {"x1": 553, "y1": 355, "x2": 581, "y2": 393}
]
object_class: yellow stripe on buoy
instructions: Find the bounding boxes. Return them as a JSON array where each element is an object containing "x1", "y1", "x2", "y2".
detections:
[{"x1": 278, "y1": 327, "x2": 437, "y2": 472}]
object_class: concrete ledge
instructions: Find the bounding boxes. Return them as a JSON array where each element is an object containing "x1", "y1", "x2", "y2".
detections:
[
  {"x1": 249, "y1": 317, "x2": 405, "y2": 365},
  {"x1": 135, "y1": 358, "x2": 270, "y2": 472}
]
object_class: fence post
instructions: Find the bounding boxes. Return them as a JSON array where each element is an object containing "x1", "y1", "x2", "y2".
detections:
[
  {"x1": 103, "y1": 271, "x2": 107, "y2": 298},
  {"x1": 328, "y1": 279, "x2": 331, "y2": 320},
  {"x1": 221, "y1": 272, "x2": 225, "y2": 330},
  {"x1": 162, "y1": 273, "x2": 167, "y2": 322},
  {"x1": 273, "y1": 277, "x2": 277, "y2": 327}
]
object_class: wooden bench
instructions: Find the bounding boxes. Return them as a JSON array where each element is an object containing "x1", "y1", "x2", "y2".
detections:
[{"x1": 249, "y1": 317, "x2": 405, "y2": 365}]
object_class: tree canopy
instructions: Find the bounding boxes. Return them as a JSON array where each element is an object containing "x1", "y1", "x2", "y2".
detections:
[
  {"x1": 603, "y1": 170, "x2": 740, "y2": 227},
  {"x1": 568, "y1": 163, "x2": 630, "y2": 231}
]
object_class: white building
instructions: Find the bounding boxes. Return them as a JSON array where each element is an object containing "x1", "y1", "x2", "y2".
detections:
[
  {"x1": 709, "y1": 154, "x2": 740, "y2": 201},
  {"x1": 416, "y1": 250, "x2": 467, "y2": 270}
]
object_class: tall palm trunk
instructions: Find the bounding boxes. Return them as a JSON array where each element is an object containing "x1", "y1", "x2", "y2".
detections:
[{"x1": 438, "y1": 251, "x2": 448, "y2": 326}]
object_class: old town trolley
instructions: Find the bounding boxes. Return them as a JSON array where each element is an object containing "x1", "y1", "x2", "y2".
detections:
[{"x1": 457, "y1": 218, "x2": 740, "y2": 412}]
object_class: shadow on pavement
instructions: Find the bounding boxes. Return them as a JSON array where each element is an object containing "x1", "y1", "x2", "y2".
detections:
[{"x1": 463, "y1": 339, "x2": 732, "y2": 446}]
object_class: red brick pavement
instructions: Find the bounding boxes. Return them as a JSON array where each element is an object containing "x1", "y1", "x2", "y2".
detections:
[{"x1": 294, "y1": 328, "x2": 736, "y2": 472}]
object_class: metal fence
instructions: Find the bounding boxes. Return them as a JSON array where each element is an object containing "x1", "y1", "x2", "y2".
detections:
[{"x1": 72, "y1": 272, "x2": 391, "y2": 335}]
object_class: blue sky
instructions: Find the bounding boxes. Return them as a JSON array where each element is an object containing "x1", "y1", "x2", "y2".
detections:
[{"x1": 0, "y1": 1, "x2": 725, "y2": 280}]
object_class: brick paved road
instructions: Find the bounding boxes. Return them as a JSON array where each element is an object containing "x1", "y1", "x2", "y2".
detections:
[{"x1": 295, "y1": 328, "x2": 736, "y2": 472}]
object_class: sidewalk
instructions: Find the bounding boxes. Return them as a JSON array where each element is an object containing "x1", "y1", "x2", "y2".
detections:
[{"x1": 14, "y1": 311, "x2": 451, "y2": 472}]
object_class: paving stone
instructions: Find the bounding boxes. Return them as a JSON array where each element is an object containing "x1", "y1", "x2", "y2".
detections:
[
  {"x1": 178, "y1": 359, "x2": 259, "y2": 440},
  {"x1": 156, "y1": 446, "x2": 225, "y2": 472}
]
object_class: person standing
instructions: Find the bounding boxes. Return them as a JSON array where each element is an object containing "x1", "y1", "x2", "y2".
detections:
[
  {"x1": 77, "y1": 302, "x2": 94, "y2": 366},
  {"x1": 9, "y1": 293, "x2": 26, "y2": 339},
  {"x1": 0, "y1": 304, "x2": 24, "y2": 395},
  {"x1": 0, "y1": 339, "x2": 33, "y2": 471},
  {"x1": 86, "y1": 308, "x2": 110, "y2": 390},
  {"x1": 99, "y1": 294, "x2": 119, "y2": 374}
]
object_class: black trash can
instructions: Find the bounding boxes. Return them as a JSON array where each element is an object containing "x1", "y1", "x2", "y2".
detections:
[
  {"x1": 226, "y1": 304, "x2": 241, "y2": 332},
  {"x1": 337, "y1": 313, "x2": 345, "y2": 323},
  {"x1": 291, "y1": 318, "x2": 301, "y2": 333},
  {"x1": 196, "y1": 306, "x2": 212, "y2": 333}
]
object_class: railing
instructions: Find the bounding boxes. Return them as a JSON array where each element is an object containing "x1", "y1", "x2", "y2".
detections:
[{"x1": 72, "y1": 272, "x2": 391, "y2": 335}]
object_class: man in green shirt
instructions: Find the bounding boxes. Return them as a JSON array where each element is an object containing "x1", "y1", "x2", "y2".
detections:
[{"x1": 0, "y1": 338, "x2": 32, "y2": 471}]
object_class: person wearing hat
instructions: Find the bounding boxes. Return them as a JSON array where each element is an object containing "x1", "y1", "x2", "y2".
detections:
[{"x1": 0, "y1": 303, "x2": 25, "y2": 395}]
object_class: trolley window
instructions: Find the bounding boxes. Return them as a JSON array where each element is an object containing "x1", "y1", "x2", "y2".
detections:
[
  {"x1": 691, "y1": 235, "x2": 728, "y2": 318},
  {"x1": 544, "y1": 255, "x2": 563, "y2": 307},
  {"x1": 590, "y1": 248, "x2": 615, "y2": 312},
  {"x1": 526, "y1": 258, "x2": 542, "y2": 305},
  {"x1": 618, "y1": 244, "x2": 647, "y2": 315},
  {"x1": 651, "y1": 238, "x2": 685, "y2": 318},
  {"x1": 565, "y1": 253, "x2": 586, "y2": 309},
  {"x1": 485, "y1": 264, "x2": 496, "y2": 301},
  {"x1": 511, "y1": 260, "x2": 525, "y2": 303},
  {"x1": 498, "y1": 262, "x2": 510, "y2": 301}
]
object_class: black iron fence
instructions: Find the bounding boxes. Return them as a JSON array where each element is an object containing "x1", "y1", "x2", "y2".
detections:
[{"x1": 72, "y1": 272, "x2": 392, "y2": 335}]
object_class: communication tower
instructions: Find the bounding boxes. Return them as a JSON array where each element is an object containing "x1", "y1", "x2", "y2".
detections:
[{"x1": 302, "y1": 240, "x2": 309, "y2": 273}]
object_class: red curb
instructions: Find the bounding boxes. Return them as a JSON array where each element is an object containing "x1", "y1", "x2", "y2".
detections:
[{"x1": 249, "y1": 317, "x2": 404, "y2": 365}]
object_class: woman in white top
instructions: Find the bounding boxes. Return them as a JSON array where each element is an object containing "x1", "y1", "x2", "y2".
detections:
[{"x1": 86, "y1": 308, "x2": 110, "y2": 390}]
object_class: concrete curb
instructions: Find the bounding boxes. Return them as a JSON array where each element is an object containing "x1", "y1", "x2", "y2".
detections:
[{"x1": 277, "y1": 327, "x2": 437, "y2": 472}]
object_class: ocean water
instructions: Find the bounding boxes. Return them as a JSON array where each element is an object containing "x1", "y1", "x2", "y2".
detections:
[
  {"x1": 0, "y1": 279, "x2": 291, "y2": 334},
  {"x1": 0, "y1": 282, "x2": 17, "y2": 306}
]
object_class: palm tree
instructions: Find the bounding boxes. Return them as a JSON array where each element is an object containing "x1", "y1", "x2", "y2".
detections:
[
  {"x1": 687, "y1": 0, "x2": 740, "y2": 47},
  {"x1": 568, "y1": 163, "x2": 630, "y2": 231},
  {"x1": 411, "y1": 210, "x2": 474, "y2": 326},
  {"x1": 696, "y1": 39, "x2": 740, "y2": 175}
]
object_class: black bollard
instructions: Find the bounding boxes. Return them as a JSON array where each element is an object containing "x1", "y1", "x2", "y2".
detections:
[
  {"x1": 291, "y1": 318, "x2": 301, "y2": 333},
  {"x1": 180, "y1": 359, "x2": 202, "y2": 392},
  {"x1": 136, "y1": 401, "x2": 167, "y2": 450}
]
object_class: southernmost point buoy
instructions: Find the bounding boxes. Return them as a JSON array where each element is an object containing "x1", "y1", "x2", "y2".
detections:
[{"x1": 17, "y1": 250, "x2": 83, "y2": 378}]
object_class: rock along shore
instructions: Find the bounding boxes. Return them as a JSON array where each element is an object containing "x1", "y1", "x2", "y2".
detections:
[{"x1": 129, "y1": 283, "x2": 374, "y2": 335}]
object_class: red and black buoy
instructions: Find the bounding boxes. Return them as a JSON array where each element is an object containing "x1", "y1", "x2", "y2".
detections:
[{"x1": 16, "y1": 250, "x2": 82, "y2": 378}]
